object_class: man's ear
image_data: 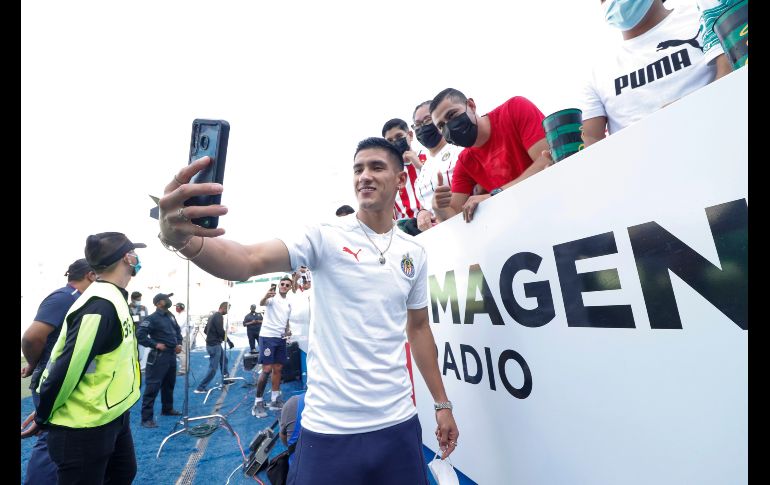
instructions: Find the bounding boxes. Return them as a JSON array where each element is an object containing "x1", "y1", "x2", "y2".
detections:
[
  {"x1": 467, "y1": 97, "x2": 477, "y2": 113},
  {"x1": 407, "y1": 130, "x2": 414, "y2": 144},
  {"x1": 398, "y1": 170, "x2": 408, "y2": 190}
]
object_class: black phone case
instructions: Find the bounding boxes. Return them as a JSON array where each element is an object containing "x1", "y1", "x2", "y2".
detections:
[{"x1": 184, "y1": 119, "x2": 230, "y2": 229}]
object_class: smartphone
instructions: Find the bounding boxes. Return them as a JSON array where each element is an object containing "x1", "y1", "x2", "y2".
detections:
[
  {"x1": 185, "y1": 119, "x2": 230, "y2": 229},
  {"x1": 270, "y1": 283, "x2": 277, "y2": 291}
]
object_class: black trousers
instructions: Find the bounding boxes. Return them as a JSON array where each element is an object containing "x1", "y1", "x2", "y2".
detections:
[
  {"x1": 47, "y1": 410, "x2": 136, "y2": 485},
  {"x1": 247, "y1": 327, "x2": 261, "y2": 351},
  {"x1": 141, "y1": 348, "x2": 177, "y2": 421}
]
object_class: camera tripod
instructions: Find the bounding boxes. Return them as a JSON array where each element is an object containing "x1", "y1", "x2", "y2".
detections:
[{"x1": 156, "y1": 261, "x2": 237, "y2": 458}]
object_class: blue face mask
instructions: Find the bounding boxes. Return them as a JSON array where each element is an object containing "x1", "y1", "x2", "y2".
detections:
[
  {"x1": 130, "y1": 255, "x2": 142, "y2": 276},
  {"x1": 603, "y1": 0, "x2": 654, "y2": 31}
]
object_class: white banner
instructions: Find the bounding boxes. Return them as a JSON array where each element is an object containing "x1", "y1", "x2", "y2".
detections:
[{"x1": 413, "y1": 67, "x2": 748, "y2": 485}]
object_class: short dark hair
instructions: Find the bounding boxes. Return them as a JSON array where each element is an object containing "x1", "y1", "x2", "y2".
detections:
[
  {"x1": 412, "y1": 100, "x2": 432, "y2": 122},
  {"x1": 429, "y1": 88, "x2": 468, "y2": 113},
  {"x1": 65, "y1": 258, "x2": 93, "y2": 281},
  {"x1": 381, "y1": 118, "x2": 409, "y2": 137},
  {"x1": 354, "y1": 137, "x2": 404, "y2": 170},
  {"x1": 219, "y1": 301, "x2": 229, "y2": 310},
  {"x1": 335, "y1": 205, "x2": 355, "y2": 216}
]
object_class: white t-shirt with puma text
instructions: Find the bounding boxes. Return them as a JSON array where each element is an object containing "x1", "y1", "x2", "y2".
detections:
[
  {"x1": 580, "y1": 3, "x2": 716, "y2": 134},
  {"x1": 280, "y1": 214, "x2": 428, "y2": 434}
]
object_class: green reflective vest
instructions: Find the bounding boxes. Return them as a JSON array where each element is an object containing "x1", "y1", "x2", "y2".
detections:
[{"x1": 38, "y1": 281, "x2": 141, "y2": 427}]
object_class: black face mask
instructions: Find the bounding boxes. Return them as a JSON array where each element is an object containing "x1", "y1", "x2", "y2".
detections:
[
  {"x1": 442, "y1": 107, "x2": 478, "y2": 147},
  {"x1": 163, "y1": 299, "x2": 172, "y2": 309},
  {"x1": 415, "y1": 123, "x2": 443, "y2": 149},
  {"x1": 392, "y1": 137, "x2": 410, "y2": 155}
]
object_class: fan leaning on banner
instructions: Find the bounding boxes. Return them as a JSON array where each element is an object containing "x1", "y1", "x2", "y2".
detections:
[
  {"x1": 157, "y1": 136, "x2": 459, "y2": 484},
  {"x1": 579, "y1": 0, "x2": 719, "y2": 146}
]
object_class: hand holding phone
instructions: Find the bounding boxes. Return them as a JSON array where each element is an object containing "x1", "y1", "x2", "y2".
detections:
[{"x1": 184, "y1": 119, "x2": 230, "y2": 229}]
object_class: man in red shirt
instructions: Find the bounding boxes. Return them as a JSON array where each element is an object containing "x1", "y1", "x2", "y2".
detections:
[{"x1": 429, "y1": 88, "x2": 553, "y2": 222}]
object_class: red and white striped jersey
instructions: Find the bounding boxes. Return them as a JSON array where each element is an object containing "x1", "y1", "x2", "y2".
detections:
[{"x1": 393, "y1": 160, "x2": 422, "y2": 220}]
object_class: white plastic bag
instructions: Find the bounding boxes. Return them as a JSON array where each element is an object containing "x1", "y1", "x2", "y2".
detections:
[{"x1": 427, "y1": 452, "x2": 460, "y2": 485}]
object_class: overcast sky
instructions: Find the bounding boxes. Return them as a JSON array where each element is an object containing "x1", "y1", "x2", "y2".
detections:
[{"x1": 21, "y1": 0, "x2": 643, "y2": 329}]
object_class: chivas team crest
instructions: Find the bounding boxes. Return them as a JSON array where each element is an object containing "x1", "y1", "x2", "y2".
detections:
[{"x1": 401, "y1": 253, "x2": 415, "y2": 278}]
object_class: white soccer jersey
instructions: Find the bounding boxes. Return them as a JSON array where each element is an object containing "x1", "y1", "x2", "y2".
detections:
[
  {"x1": 262, "y1": 293, "x2": 292, "y2": 338},
  {"x1": 280, "y1": 214, "x2": 428, "y2": 434},
  {"x1": 414, "y1": 143, "x2": 462, "y2": 215}
]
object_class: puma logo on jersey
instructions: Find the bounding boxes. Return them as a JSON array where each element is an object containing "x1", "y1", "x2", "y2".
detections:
[
  {"x1": 656, "y1": 25, "x2": 703, "y2": 52},
  {"x1": 614, "y1": 48, "x2": 692, "y2": 96},
  {"x1": 342, "y1": 247, "x2": 362, "y2": 262}
]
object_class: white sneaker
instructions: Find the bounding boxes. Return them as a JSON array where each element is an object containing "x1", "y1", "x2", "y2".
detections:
[{"x1": 252, "y1": 401, "x2": 268, "y2": 418}]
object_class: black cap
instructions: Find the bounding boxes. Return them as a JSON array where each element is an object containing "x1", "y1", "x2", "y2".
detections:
[
  {"x1": 153, "y1": 292, "x2": 174, "y2": 305},
  {"x1": 64, "y1": 258, "x2": 94, "y2": 280},
  {"x1": 85, "y1": 232, "x2": 146, "y2": 270},
  {"x1": 335, "y1": 204, "x2": 355, "y2": 216},
  {"x1": 131, "y1": 291, "x2": 142, "y2": 300},
  {"x1": 250, "y1": 304, "x2": 257, "y2": 310},
  {"x1": 175, "y1": 302, "x2": 185, "y2": 310}
]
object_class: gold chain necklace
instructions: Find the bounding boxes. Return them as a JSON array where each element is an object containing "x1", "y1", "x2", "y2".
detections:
[{"x1": 356, "y1": 217, "x2": 395, "y2": 264}]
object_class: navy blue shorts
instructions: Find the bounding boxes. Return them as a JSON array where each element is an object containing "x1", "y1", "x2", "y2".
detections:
[
  {"x1": 258, "y1": 336, "x2": 287, "y2": 365},
  {"x1": 287, "y1": 414, "x2": 428, "y2": 485}
]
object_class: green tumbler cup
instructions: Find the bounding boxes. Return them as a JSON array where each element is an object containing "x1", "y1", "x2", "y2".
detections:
[
  {"x1": 714, "y1": 0, "x2": 748, "y2": 70},
  {"x1": 542, "y1": 108, "x2": 584, "y2": 162}
]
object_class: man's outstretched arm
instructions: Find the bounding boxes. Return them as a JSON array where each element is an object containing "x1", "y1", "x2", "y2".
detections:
[{"x1": 158, "y1": 156, "x2": 292, "y2": 281}]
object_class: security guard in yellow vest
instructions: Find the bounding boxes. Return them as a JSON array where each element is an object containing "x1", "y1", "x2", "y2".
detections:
[{"x1": 32, "y1": 232, "x2": 145, "y2": 485}]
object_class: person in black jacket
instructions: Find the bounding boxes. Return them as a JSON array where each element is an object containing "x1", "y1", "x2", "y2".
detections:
[
  {"x1": 136, "y1": 292, "x2": 183, "y2": 427},
  {"x1": 243, "y1": 304, "x2": 263, "y2": 354},
  {"x1": 194, "y1": 301, "x2": 232, "y2": 393}
]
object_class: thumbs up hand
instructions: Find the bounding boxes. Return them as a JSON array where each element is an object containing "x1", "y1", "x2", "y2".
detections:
[{"x1": 432, "y1": 172, "x2": 452, "y2": 211}]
